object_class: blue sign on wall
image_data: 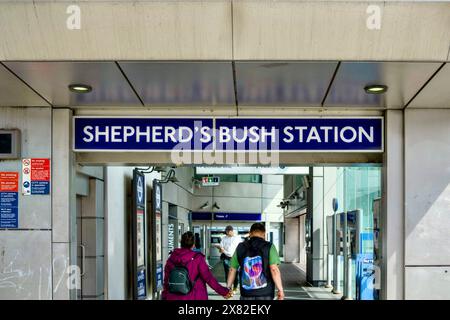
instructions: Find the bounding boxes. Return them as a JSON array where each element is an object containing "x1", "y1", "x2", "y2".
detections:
[
  {"x1": 137, "y1": 268, "x2": 147, "y2": 299},
  {"x1": 214, "y1": 117, "x2": 383, "y2": 151},
  {"x1": 31, "y1": 181, "x2": 50, "y2": 194},
  {"x1": 156, "y1": 263, "x2": 163, "y2": 290},
  {"x1": 74, "y1": 117, "x2": 214, "y2": 151},
  {"x1": 73, "y1": 117, "x2": 383, "y2": 152},
  {"x1": 0, "y1": 192, "x2": 18, "y2": 228}
]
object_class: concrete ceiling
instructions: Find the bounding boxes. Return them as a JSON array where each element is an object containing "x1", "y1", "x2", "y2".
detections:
[
  {"x1": 2, "y1": 62, "x2": 142, "y2": 107},
  {"x1": 0, "y1": 61, "x2": 448, "y2": 110},
  {"x1": 0, "y1": 1, "x2": 448, "y2": 61},
  {"x1": 323, "y1": 62, "x2": 443, "y2": 109},
  {"x1": 235, "y1": 62, "x2": 337, "y2": 107},
  {"x1": 407, "y1": 63, "x2": 450, "y2": 109},
  {"x1": 0, "y1": 63, "x2": 49, "y2": 107},
  {"x1": 118, "y1": 62, "x2": 235, "y2": 107}
]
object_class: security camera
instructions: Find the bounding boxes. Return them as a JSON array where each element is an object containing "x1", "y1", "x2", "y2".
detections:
[{"x1": 277, "y1": 200, "x2": 289, "y2": 209}]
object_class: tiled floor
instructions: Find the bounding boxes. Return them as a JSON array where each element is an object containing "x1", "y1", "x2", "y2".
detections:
[{"x1": 207, "y1": 262, "x2": 341, "y2": 300}]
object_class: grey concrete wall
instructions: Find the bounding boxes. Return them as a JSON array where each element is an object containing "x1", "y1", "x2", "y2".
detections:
[
  {"x1": 284, "y1": 218, "x2": 300, "y2": 263},
  {"x1": 162, "y1": 167, "x2": 195, "y2": 264},
  {"x1": 52, "y1": 108, "x2": 76, "y2": 300},
  {"x1": 382, "y1": 110, "x2": 404, "y2": 300},
  {"x1": 404, "y1": 109, "x2": 450, "y2": 299},
  {"x1": 0, "y1": 107, "x2": 52, "y2": 299}
]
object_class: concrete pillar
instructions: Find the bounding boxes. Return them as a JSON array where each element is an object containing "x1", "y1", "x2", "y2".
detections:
[
  {"x1": 52, "y1": 109, "x2": 76, "y2": 300},
  {"x1": 404, "y1": 109, "x2": 450, "y2": 299},
  {"x1": 308, "y1": 166, "x2": 326, "y2": 285},
  {"x1": 381, "y1": 110, "x2": 404, "y2": 300}
]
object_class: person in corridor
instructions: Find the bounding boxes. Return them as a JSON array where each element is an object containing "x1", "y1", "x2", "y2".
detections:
[
  {"x1": 218, "y1": 225, "x2": 242, "y2": 292},
  {"x1": 226, "y1": 223, "x2": 285, "y2": 300},
  {"x1": 162, "y1": 231, "x2": 232, "y2": 300}
]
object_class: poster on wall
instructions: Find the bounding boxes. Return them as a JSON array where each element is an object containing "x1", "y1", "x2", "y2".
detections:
[
  {"x1": 22, "y1": 158, "x2": 50, "y2": 195},
  {"x1": 132, "y1": 169, "x2": 147, "y2": 300},
  {"x1": 137, "y1": 209, "x2": 145, "y2": 267},
  {"x1": 151, "y1": 179, "x2": 163, "y2": 294},
  {"x1": 155, "y1": 213, "x2": 162, "y2": 261},
  {"x1": 153, "y1": 179, "x2": 163, "y2": 263},
  {"x1": 0, "y1": 172, "x2": 19, "y2": 228},
  {"x1": 156, "y1": 263, "x2": 163, "y2": 290}
]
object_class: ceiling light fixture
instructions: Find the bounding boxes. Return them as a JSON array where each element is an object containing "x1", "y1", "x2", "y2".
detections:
[
  {"x1": 364, "y1": 84, "x2": 388, "y2": 94},
  {"x1": 68, "y1": 84, "x2": 92, "y2": 93}
]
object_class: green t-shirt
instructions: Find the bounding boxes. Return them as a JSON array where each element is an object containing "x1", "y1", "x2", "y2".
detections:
[{"x1": 230, "y1": 242, "x2": 281, "y2": 269}]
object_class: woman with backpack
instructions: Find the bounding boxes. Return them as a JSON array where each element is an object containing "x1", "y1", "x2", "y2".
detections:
[{"x1": 162, "y1": 231, "x2": 232, "y2": 300}]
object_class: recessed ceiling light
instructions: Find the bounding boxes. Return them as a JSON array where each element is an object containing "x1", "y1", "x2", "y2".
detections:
[
  {"x1": 68, "y1": 84, "x2": 92, "y2": 93},
  {"x1": 364, "y1": 85, "x2": 388, "y2": 94}
]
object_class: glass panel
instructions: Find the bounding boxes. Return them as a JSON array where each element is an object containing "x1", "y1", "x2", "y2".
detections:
[{"x1": 342, "y1": 166, "x2": 381, "y2": 300}]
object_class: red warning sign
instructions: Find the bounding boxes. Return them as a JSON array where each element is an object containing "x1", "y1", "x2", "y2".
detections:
[
  {"x1": 30, "y1": 158, "x2": 50, "y2": 181},
  {"x1": 22, "y1": 158, "x2": 51, "y2": 195},
  {"x1": 0, "y1": 172, "x2": 19, "y2": 192}
]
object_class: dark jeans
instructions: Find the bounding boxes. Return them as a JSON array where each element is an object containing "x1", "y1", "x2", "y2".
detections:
[
  {"x1": 240, "y1": 295, "x2": 274, "y2": 300},
  {"x1": 222, "y1": 258, "x2": 238, "y2": 289}
]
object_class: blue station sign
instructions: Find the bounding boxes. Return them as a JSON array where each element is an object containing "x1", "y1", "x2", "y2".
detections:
[{"x1": 73, "y1": 117, "x2": 383, "y2": 152}]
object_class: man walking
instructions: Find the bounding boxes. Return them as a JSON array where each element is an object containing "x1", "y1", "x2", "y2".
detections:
[
  {"x1": 219, "y1": 225, "x2": 242, "y2": 292},
  {"x1": 226, "y1": 223, "x2": 285, "y2": 300}
]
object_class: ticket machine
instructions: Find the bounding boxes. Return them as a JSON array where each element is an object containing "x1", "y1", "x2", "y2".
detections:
[{"x1": 345, "y1": 209, "x2": 376, "y2": 300}]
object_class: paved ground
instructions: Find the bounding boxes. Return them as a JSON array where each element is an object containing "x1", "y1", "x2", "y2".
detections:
[{"x1": 207, "y1": 262, "x2": 341, "y2": 300}]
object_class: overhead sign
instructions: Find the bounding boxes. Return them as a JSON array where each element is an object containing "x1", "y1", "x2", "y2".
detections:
[
  {"x1": 73, "y1": 117, "x2": 383, "y2": 152},
  {"x1": 0, "y1": 172, "x2": 19, "y2": 228},
  {"x1": 191, "y1": 212, "x2": 212, "y2": 220},
  {"x1": 22, "y1": 158, "x2": 51, "y2": 195},
  {"x1": 191, "y1": 212, "x2": 262, "y2": 221},
  {"x1": 201, "y1": 176, "x2": 220, "y2": 186},
  {"x1": 214, "y1": 212, "x2": 262, "y2": 221}
]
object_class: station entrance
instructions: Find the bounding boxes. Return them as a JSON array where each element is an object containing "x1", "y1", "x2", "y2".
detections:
[
  {"x1": 71, "y1": 114, "x2": 385, "y2": 300},
  {"x1": 74, "y1": 153, "x2": 382, "y2": 300}
]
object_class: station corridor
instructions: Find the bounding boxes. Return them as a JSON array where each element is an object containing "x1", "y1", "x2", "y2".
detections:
[{"x1": 208, "y1": 263, "x2": 339, "y2": 300}]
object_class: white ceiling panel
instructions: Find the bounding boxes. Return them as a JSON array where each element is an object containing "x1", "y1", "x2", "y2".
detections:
[
  {"x1": 3, "y1": 62, "x2": 142, "y2": 107},
  {"x1": 0, "y1": 63, "x2": 49, "y2": 107},
  {"x1": 118, "y1": 62, "x2": 235, "y2": 107},
  {"x1": 324, "y1": 62, "x2": 442, "y2": 109},
  {"x1": 235, "y1": 62, "x2": 337, "y2": 107},
  {"x1": 407, "y1": 63, "x2": 450, "y2": 108}
]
